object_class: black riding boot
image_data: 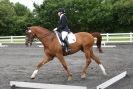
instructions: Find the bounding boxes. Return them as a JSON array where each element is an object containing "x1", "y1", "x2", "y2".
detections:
[{"x1": 63, "y1": 39, "x2": 71, "y2": 52}]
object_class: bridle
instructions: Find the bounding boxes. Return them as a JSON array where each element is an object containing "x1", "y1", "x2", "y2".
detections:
[
  {"x1": 25, "y1": 29, "x2": 35, "y2": 47},
  {"x1": 25, "y1": 29, "x2": 52, "y2": 46}
]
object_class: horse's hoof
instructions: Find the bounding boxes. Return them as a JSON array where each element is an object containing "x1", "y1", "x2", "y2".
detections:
[
  {"x1": 30, "y1": 76, "x2": 35, "y2": 79},
  {"x1": 11, "y1": 85, "x2": 16, "y2": 89},
  {"x1": 31, "y1": 77, "x2": 35, "y2": 79},
  {"x1": 67, "y1": 76, "x2": 72, "y2": 81},
  {"x1": 81, "y1": 74, "x2": 86, "y2": 79}
]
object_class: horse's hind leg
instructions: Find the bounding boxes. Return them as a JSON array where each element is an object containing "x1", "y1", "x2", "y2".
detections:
[
  {"x1": 96, "y1": 37, "x2": 103, "y2": 53},
  {"x1": 81, "y1": 48, "x2": 92, "y2": 79},
  {"x1": 90, "y1": 48, "x2": 107, "y2": 75}
]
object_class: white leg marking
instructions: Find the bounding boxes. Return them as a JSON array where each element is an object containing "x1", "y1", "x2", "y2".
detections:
[
  {"x1": 31, "y1": 70, "x2": 38, "y2": 79},
  {"x1": 99, "y1": 64, "x2": 107, "y2": 75}
]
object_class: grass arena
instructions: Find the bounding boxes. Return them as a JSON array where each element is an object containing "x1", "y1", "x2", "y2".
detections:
[{"x1": 0, "y1": 44, "x2": 133, "y2": 89}]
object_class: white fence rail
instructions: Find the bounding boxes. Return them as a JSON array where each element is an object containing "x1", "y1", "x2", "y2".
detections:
[
  {"x1": 0, "y1": 36, "x2": 25, "y2": 44},
  {"x1": 0, "y1": 32, "x2": 133, "y2": 44},
  {"x1": 102, "y1": 32, "x2": 133, "y2": 43}
]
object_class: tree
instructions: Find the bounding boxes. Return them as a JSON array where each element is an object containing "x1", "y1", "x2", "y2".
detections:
[
  {"x1": 112, "y1": 0, "x2": 133, "y2": 32},
  {"x1": 1, "y1": 0, "x2": 132, "y2": 35},
  {"x1": 33, "y1": 0, "x2": 113, "y2": 32},
  {"x1": 33, "y1": 0, "x2": 133, "y2": 33},
  {"x1": 0, "y1": 0, "x2": 16, "y2": 35},
  {"x1": 0, "y1": 0, "x2": 33, "y2": 35},
  {"x1": 12, "y1": 2, "x2": 33, "y2": 35}
]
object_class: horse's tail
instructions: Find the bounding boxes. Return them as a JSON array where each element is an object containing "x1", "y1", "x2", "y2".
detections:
[{"x1": 91, "y1": 32, "x2": 103, "y2": 53}]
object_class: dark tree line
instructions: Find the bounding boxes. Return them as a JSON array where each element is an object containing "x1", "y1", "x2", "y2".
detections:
[
  {"x1": 0, "y1": 0, "x2": 133, "y2": 35},
  {"x1": 0, "y1": 0, "x2": 33, "y2": 35}
]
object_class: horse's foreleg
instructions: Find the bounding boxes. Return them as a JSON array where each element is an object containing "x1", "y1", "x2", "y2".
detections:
[
  {"x1": 81, "y1": 50, "x2": 91, "y2": 79},
  {"x1": 31, "y1": 56, "x2": 51, "y2": 79},
  {"x1": 57, "y1": 55, "x2": 72, "y2": 81}
]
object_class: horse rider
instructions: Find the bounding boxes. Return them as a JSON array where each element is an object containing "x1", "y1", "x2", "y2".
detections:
[{"x1": 54, "y1": 8, "x2": 71, "y2": 52}]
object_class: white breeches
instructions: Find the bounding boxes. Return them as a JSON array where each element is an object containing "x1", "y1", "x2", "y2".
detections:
[{"x1": 61, "y1": 31, "x2": 68, "y2": 40}]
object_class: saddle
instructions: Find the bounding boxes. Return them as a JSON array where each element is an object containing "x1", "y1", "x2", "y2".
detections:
[{"x1": 54, "y1": 31, "x2": 76, "y2": 51}]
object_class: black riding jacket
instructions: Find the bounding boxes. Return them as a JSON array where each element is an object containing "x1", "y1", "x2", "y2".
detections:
[{"x1": 57, "y1": 14, "x2": 69, "y2": 32}]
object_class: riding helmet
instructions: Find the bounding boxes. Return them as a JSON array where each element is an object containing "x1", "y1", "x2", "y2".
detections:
[{"x1": 57, "y1": 8, "x2": 65, "y2": 13}]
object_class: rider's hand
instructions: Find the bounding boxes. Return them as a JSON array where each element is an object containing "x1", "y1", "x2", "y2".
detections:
[{"x1": 53, "y1": 28, "x2": 57, "y2": 31}]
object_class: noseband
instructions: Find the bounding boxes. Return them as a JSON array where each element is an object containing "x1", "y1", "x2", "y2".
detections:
[{"x1": 27, "y1": 29, "x2": 52, "y2": 42}]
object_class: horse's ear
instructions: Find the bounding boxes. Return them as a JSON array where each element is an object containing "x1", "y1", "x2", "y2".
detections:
[
  {"x1": 25, "y1": 27, "x2": 30, "y2": 33},
  {"x1": 27, "y1": 27, "x2": 32, "y2": 33}
]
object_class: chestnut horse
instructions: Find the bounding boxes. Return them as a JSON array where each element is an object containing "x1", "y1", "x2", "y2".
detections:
[
  {"x1": 25, "y1": 26, "x2": 107, "y2": 81},
  {"x1": 90, "y1": 32, "x2": 103, "y2": 53}
]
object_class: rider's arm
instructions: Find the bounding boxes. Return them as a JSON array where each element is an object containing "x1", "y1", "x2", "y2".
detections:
[{"x1": 57, "y1": 15, "x2": 67, "y2": 31}]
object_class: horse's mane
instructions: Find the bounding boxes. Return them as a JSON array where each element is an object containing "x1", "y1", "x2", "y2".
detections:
[
  {"x1": 30, "y1": 26, "x2": 55, "y2": 40},
  {"x1": 30, "y1": 26, "x2": 52, "y2": 33}
]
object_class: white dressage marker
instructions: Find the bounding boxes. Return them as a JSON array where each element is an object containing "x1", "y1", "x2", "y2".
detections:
[
  {"x1": 97, "y1": 71, "x2": 127, "y2": 89},
  {"x1": 10, "y1": 81, "x2": 87, "y2": 89}
]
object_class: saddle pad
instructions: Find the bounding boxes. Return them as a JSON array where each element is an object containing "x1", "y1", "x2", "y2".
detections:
[
  {"x1": 67, "y1": 32, "x2": 76, "y2": 44},
  {"x1": 54, "y1": 31, "x2": 76, "y2": 45}
]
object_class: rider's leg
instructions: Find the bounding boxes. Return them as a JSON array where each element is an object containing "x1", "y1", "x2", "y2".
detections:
[
  {"x1": 64, "y1": 38, "x2": 71, "y2": 51},
  {"x1": 61, "y1": 31, "x2": 69, "y2": 52},
  {"x1": 62, "y1": 31, "x2": 68, "y2": 40}
]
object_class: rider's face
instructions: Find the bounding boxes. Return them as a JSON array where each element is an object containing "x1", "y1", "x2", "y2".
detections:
[{"x1": 58, "y1": 12, "x2": 61, "y2": 16}]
